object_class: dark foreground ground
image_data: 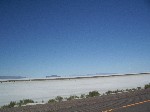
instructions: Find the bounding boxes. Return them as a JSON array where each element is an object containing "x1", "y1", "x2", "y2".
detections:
[{"x1": 0, "y1": 89, "x2": 150, "y2": 112}]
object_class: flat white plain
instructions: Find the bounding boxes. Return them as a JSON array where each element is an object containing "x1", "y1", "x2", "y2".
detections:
[{"x1": 0, "y1": 74, "x2": 150, "y2": 106}]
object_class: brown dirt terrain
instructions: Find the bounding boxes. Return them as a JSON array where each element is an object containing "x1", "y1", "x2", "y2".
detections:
[{"x1": 0, "y1": 89, "x2": 150, "y2": 112}]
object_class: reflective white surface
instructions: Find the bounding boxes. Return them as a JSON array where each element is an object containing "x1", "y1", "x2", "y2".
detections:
[{"x1": 0, "y1": 74, "x2": 150, "y2": 106}]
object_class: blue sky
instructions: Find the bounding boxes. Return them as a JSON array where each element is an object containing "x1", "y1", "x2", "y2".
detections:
[{"x1": 0, "y1": 0, "x2": 150, "y2": 77}]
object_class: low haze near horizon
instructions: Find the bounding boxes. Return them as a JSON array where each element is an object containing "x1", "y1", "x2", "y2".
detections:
[{"x1": 0, "y1": 0, "x2": 150, "y2": 77}]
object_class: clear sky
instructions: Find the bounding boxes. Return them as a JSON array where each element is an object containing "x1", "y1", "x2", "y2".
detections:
[{"x1": 0, "y1": 0, "x2": 150, "y2": 77}]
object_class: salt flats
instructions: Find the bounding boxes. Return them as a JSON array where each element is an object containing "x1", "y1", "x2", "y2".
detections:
[{"x1": 0, "y1": 74, "x2": 150, "y2": 106}]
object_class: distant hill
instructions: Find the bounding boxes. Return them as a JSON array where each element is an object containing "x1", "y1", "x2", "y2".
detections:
[
  {"x1": 46, "y1": 75, "x2": 61, "y2": 78},
  {"x1": 0, "y1": 76, "x2": 26, "y2": 79}
]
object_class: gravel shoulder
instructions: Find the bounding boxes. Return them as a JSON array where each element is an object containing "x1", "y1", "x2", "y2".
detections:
[{"x1": 0, "y1": 89, "x2": 150, "y2": 112}]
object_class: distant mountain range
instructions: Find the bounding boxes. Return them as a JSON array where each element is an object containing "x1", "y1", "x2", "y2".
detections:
[
  {"x1": 0, "y1": 76, "x2": 26, "y2": 79},
  {"x1": 86, "y1": 73, "x2": 117, "y2": 76}
]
